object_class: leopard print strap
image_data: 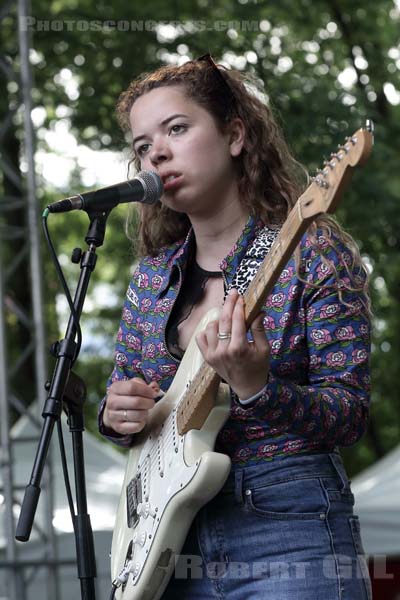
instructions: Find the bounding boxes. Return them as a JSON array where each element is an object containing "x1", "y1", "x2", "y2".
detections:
[{"x1": 226, "y1": 225, "x2": 281, "y2": 297}]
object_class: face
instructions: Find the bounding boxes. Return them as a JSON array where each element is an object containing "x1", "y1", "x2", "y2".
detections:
[{"x1": 129, "y1": 86, "x2": 244, "y2": 217}]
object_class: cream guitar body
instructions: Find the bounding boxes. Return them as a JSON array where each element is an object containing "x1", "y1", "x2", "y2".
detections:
[{"x1": 111, "y1": 308, "x2": 231, "y2": 600}]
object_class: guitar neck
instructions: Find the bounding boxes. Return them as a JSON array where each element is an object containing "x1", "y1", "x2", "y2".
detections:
[{"x1": 242, "y1": 200, "x2": 317, "y2": 326}]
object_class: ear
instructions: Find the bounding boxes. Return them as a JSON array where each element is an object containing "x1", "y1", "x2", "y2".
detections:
[{"x1": 228, "y1": 118, "x2": 245, "y2": 157}]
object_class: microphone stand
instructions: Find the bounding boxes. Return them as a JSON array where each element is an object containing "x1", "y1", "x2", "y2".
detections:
[{"x1": 16, "y1": 209, "x2": 111, "y2": 600}]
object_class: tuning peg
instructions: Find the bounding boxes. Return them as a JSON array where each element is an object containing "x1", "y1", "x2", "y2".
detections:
[
  {"x1": 313, "y1": 176, "x2": 330, "y2": 189},
  {"x1": 365, "y1": 119, "x2": 374, "y2": 134},
  {"x1": 344, "y1": 135, "x2": 356, "y2": 145},
  {"x1": 327, "y1": 156, "x2": 337, "y2": 168},
  {"x1": 323, "y1": 159, "x2": 335, "y2": 169},
  {"x1": 365, "y1": 119, "x2": 375, "y2": 145}
]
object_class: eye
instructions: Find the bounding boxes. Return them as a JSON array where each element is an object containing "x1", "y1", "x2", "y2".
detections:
[
  {"x1": 136, "y1": 143, "x2": 150, "y2": 157},
  {"x1": 169, "y1": 123, "x2": 187, "y2": 135}
]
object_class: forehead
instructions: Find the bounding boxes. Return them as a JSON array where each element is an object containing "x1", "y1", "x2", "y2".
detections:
[{"x1": 129, "y1": 86, "x2": 203, "y2": 130}]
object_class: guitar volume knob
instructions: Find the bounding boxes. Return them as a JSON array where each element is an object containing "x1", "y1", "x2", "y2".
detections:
[
  {"x1": 146, "y1": 502, "x2": 157, "y2": 518},
  {"x1": 131, "y1": 562, "x2": 141, "y2": 578}
]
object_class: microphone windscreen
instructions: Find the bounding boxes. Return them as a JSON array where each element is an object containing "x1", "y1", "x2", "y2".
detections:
[{"x1": 136, "y1": 171, "x2": 164, "y2": 204}]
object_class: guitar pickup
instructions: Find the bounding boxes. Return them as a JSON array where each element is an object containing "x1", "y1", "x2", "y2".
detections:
[{"x1": 126, "y1": 472, "x2": 142, "y2": 529}]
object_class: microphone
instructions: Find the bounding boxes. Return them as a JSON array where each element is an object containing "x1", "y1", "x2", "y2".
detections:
[{"x1": 47, "y1": 170, "x2": 163, "y2": 213}]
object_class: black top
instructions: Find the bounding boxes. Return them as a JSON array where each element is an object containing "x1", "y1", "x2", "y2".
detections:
[{"x1": 165, "y1": 251, "x2": 222, "y2": 360}]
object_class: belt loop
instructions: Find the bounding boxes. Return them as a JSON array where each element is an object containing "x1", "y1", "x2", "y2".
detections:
[
  {"x1": 234, "y1": 469, "x2": 244, "y2": 504},
  {"x1": 329, "y1": 452, "x2": 349, "y2": 492}
]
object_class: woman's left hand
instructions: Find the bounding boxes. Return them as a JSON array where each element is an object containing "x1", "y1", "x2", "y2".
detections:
[{"x1": 196, "y1": 288, "x2": 270, "y2": 400}]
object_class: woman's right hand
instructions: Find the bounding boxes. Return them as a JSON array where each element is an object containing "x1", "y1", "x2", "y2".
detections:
[{"x1": 103, "y1": 377, "x2": 159, "y2": 435}]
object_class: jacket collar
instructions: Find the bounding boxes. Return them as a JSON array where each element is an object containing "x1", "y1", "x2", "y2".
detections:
[
  {"x1": 160, "y1": 213, "x2": 263, "y2": 291},
  {"x1": 218, "y1": 214, "x2": 264, "y2": 285}
]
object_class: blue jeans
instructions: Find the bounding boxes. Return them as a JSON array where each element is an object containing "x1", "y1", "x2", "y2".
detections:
[{"x1": 162, "y1": 451, "x2": 372, "y2": 599}]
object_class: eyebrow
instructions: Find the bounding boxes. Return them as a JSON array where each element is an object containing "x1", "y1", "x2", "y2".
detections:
[{"x1": 132, "y1": 113, "x2": 190, "y2": 146}]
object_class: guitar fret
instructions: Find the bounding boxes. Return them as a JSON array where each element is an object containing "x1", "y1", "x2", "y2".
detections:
[{"x1": 177, "y1": 364, "x2": 219, "y2": 433}]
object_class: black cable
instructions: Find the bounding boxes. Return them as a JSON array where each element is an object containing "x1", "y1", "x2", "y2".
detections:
[
  {"x1": 42, "y1": 209, "x2": 82, "y2": 364},
  {"x1": 108, "y1": 584, "x2": 117, "y2": 599}
]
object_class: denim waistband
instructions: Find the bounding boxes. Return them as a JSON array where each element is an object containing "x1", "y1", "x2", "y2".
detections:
[{"x1": 220, "y1": 451, "x2": 350, "y2": 496}]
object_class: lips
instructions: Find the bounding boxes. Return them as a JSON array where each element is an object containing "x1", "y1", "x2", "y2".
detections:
[
  {"x1": 160, "y1": 171, "x2": 182, "y2": 184},
  {"x1": 160, "y1": 171, "x2": 183, "y2": 192}
]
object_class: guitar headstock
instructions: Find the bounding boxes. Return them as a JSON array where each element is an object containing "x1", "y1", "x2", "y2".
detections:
[{"x1": 299, "y1": 120, "x2": 374, "y2": 220}]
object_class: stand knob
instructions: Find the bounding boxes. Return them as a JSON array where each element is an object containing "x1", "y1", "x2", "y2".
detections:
[{"x1": 71, "y1": 247, "x2": 82, "y2": 264}]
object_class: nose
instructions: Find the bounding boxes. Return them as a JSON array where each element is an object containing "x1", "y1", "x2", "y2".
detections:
[{"x1": 149, "y1": 135, "x2": 171, "y2": 166}]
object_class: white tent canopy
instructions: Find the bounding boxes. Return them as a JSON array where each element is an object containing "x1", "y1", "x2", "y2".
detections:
[{"x1": 352, "y1": 444, "x2": 400, "y2": 557}]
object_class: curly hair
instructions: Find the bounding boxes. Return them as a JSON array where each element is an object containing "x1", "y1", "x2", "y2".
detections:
[{"x1": 116, "y1": 55, "x2": 370, "y2": 312}]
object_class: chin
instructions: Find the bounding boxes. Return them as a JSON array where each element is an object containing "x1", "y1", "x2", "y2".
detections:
[{"x1": 161, "y1": 197, "x2": 189, "y2": 215}]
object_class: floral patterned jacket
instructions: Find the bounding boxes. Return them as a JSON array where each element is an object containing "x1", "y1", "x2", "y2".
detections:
[{"x1": 99, "y1": 215, "x2": 370, "y2": 465}]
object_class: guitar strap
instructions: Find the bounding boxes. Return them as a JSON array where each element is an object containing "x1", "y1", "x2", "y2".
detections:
[{"x1": 225, "y1": 224, "x2": 282, "y2": 298}]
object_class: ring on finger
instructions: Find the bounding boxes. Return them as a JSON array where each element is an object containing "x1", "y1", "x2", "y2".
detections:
[
  {"x1": 123, "y1": 409, "x2": 128, "y2": 422},
  {"x1": 217, "y1": 331, "x2": 232, "y2": 340}
]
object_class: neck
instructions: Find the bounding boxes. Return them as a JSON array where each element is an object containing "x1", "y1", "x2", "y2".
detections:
[{"x1": 189, "y1": 202, "x2": 249, "y2": 271}]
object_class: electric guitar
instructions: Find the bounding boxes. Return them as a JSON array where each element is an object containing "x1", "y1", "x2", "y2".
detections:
[{"x1": 110, "y1": 123, "x2": 373, "y2": 599}]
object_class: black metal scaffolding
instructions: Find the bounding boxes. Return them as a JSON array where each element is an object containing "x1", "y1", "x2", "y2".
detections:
[{"x1": 0, "y1": 0, "x2": 60, "y2": 597}]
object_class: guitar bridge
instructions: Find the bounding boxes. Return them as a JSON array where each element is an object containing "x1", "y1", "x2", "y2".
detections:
[{"x1": 126, "y1": 472, "x2": 143, "y2": 528}]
